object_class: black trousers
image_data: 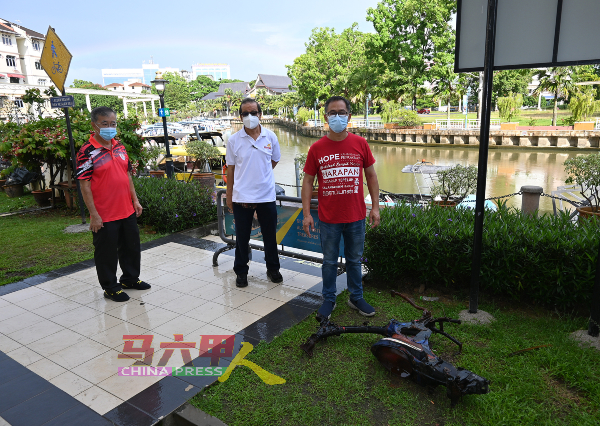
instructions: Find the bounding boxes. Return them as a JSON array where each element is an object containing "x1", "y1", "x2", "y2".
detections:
[
  {"x1": 92, "y1": 213, "x2": 141, "y2": 292},
  {"x1": 232, "y1": 202, "x2": 280, "y2": 276}
]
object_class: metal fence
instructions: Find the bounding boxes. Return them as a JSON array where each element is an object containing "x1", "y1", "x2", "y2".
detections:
[{"x1": 352, "y1": 120, "x2": 384, "y2": 129}]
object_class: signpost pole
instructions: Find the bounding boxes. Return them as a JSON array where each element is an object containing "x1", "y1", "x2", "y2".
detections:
[
  {"x1": 469, "y1": 0, "x2": 498, "y2": 313},
  {"x1": 62, "y1": 90, "x2": 87, "y2": 224}
]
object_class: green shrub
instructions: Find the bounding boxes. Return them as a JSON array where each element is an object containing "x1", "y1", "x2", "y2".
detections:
[
  {"x1": 364, "y1": 202, "x2": 600, "y2": 308},
  {"x1": 133, "y1": 177, "x2": 216, "y2": 233},
  {"x1": 393, "y1": 109, "x2": 420, "y2": 127}
]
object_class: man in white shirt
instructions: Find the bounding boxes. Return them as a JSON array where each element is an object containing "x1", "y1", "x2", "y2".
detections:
[{"x1": 226, "y1": 98, "x2": 282, "y2": 287}]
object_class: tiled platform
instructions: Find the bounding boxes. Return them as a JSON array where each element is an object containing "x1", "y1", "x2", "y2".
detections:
[{"x1": 0, "y1": 234, "x2": 347, "y2": 426}]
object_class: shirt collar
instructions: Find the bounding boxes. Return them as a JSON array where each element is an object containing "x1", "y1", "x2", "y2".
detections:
[
  {"x1": 89, "y1": 134, "x2": 117, "y2": 149},
  {"x1": 240, "y1": 125, "x2": 266, "y2": 140}
]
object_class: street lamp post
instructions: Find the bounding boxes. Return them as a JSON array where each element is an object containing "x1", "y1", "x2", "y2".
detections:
[
  {"x1": 151, "y1": 72, "x2": 174, "y2": 179},
  {"x1": 314, "y1": 99, "x2": 318, "y2": 127},
  {"x1": 366, "y1": 93, "x2": 371, "y2": 128}
]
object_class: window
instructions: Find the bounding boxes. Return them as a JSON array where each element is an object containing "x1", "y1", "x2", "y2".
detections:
[
  {"x1": 9, "y1": 77, "x2": 20, "y2": 84},
  {"x1": 2, "y1": 34, "x2": 12, "y2": 45},
  {"x1": 32, "y1": 40, "x2": 41, "y2": 51},
  {"x1": 38, "y1": 79, "x2": 46, "y2": 86},
  {"x1": 6, "y1": 55, "x2": 16, "y2": 67},
  {"x1": 14, "y1": 99, "x2": 24, "y2": 108},
  {"x1": 35, "y1": 61, "x2": 43, "y2": 70}
]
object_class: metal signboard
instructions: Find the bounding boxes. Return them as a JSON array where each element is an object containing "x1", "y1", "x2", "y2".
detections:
[
  {"x1": 158, "y1": 108, "x2": 170, "y2": 117},
  {"x1": 40, "y1": 26, "x2": 72, "y2": 92},
  {"x1": 50, "y1": 95, "x2": 74, "y2": 109},
  {"x1": 455, "y1": 0, "x2": 600, "y2": 72}
]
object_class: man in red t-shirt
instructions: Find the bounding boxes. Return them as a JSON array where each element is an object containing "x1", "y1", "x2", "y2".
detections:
[
  {"x1": 76, "y1": 106, "x2": 149, "y2": 302},
  {"x1": 302, "y1": 96, "x2": 380, "y2": 319}
]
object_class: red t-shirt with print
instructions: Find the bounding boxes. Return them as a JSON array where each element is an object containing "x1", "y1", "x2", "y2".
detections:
[
  {"x1": 304, "y1": 133, "x2": 375, "y2": 224},
  {"x1": 76, "y1": 135, "x2": 134, "y2": 223}
]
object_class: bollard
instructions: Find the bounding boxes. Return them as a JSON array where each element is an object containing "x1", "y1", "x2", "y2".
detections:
[{"x1": 520, "y1": 186, "x2": 543, "y2": 216}]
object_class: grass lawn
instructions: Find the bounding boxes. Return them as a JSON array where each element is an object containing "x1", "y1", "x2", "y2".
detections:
[
  {"x1": 0, "y1": 206, "x2": 168, "y2": 286},
  {"x1": 190, "y1": 287, "x2": 600, "y2": 426},
  {"x1": 0, "y1": 190, "x2": 39, "y2": 214}
]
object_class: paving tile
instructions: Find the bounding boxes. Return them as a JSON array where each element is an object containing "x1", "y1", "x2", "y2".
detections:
[
  {"x1": 127, "y1": 307, "x2": 181, "y2": 330},
  {"x1": 0, "y1": 286, "x2": 47, "y2": 304},
  {"x1": 242, "y1": 303, "x2": 315, "y2": 343},
  {"x1": 172, "y1": 263, "x2": 213, "y2": 278},
  {"x1": 237, "y1": 295, "x2": 285, "y2": 317},
  {"x1": 47, "y1": 338, "x2": 112, "y2": 370},
  {"x1": 138, "y1": 267, "x2": 168, "y2": 282},
  {"x1": 188, "y1": 283, "x2": 231, "y2": 300},
  {"x1": 26, "y1": 358, "x2": 68, "y2": 381},
  {"x1": 127, "y1": 375, "x2": 200, "y2": 419},
  {"x1": 34, "y1": 299, "x2": 82, "y2": 319},
  {"x1": 40, "y1": 403, "x2": 113, "y2": 426},
  {"x1": 28, "y1": 329, "x2": 88, "y2": 356},
  {"x1": 0, "y1": 299, "x2": 11, "y2": 309},
  {"x1": 68, "y1": 313, "x2": 126, "y2": 336},
  {"x1": 10, "y1": 292, "x2": 64, "y2": 311},
  {"x1": 151, "y1": 315, "x2": 206, "y2": 339},
  {"x1": 50, "y1": 371, "x2": 94, "y2": 396},
  {"x1": 0, "y1": 312, "x2": 47, "y2": 335},
  {"x1": 0, "y1": 371, "x2": 53, "y2": 413},
  {"x1": 6, "y1": 346, "x2": 44, "y2": 366},
  {"x1": 66, "y1": 267, "x2": 98, "y2": 282},
  {"x1": 105, "y1": 301, "x2": 158, "y2": 321},
  {"x1": 47, "y1": 283, "x2": 93, "y2": 299},
  {"x1": 209, "y1": 309, "x2": 262, "y2": 333},
  {"x1": 155, "y1": 294, "x2": 208, "y2": 315},
  {"x1": 211, "y1": 289, "x2": 258, "y2": 309},
  {"x1": 1, "y1": 386, "x2": 79, "y2": 426},
  {"x1": 0, "y1": 334, "x2": 22, "y2": 353},
  {"x1": 277, "y1": 271, "x2": 322, "y2": 291},
  {"x1": 51, "y1": 306, "x2": 102, "y2": 328},
  {"x1": 184, "y1": 301, "x2": 234, "y2": 323},
  {"x1": 6, "y1": 321, "x2": 65, "y2": 346},
  {"x1": 97, "y1": 373, "x2": 163, "y2": 402},
  {"x1": 260, "y1": 284, "x2": 308, "y2": 303},
  {"x1": 103, "y1": 401, "x2": 156, "y2": 426},
  {"x1": 131, "y1": 288, "x2": 185, "y2": 305},
  {"x1": 71, "y1": 349, "x2": 136, "y2": 385},
  {"x1": 230, "y1": 278, "x2": 279, "y2": 296},
  {"x1": 89, "y1": 323, "x2": 150, "y2": 350},
  {"x1": 35, "y1": 277, "x2": 83, "y2": 293},
  {"x1": 0, "y1": 415, "x2": 10, "y2": 426},
  {"x1": 0, "y1": 304, "x2": 28, "y2": 322},
  {"x1": 74, "y1": 386, "x2": 124, "y2": 416},
  {"x1": 141, "y1": 272, "x2": 188, "y2": 288},
  {"x1": 66, "y1": 287, "x2": 105, "y2": 304},
  {"x1": 0, "y1": 358, "x2": 29, "y2": 385},
  {"x1": 0, "y1": 282, "x2": 29, "y2": 297}
]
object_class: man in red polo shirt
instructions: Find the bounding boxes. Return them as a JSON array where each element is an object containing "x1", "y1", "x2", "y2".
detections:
[{"x1": 76, "y1": 106, "x2": 149, "y2": 302}]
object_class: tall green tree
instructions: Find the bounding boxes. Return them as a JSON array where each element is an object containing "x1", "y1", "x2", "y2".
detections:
[
  {"x1": 151, "y1": 72, "x2": 191, "y2": 112},
  {"x1": 533, "y1": 67, "x2": 576, "y2": 126},
  {"x1": 287, "y1": 23, "x2": 370, "y2": 105},
  {"x1": 492, "y1": 69, "x2": 532, "y2": 107},
  {"x1": 189, "y1": 76, "x2": 220, "y2": 102},
  {"x1": 367, "y1": 0, "x2": 456, "y2": 110}
]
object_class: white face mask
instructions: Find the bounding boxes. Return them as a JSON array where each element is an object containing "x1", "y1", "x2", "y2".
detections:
[{"x1": 243, "y1": 114, "x2": 260, "y2": 129}]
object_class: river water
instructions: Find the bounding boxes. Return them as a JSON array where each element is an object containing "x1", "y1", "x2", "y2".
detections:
[{"x1": 222, "y1": 124, "x2": 585, "y2": 214}]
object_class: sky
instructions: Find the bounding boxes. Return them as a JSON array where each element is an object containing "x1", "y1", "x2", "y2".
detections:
[{"x1": 2, "y1": 0, "x2": 381, "y2": 86}]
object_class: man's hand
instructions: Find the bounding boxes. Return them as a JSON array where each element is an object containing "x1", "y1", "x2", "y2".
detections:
[
  {"x1": 226, "y1": 194, "x2": 233, "y2": 212},
  {"x1": 134, "y1": 201, "x2": 143, "y2": 217},
  {"x1": 369, "y1": 208, "x2": 380, "y2": 228},
  {"x1": 90, "y1": 213, "x2": 103, "y2": 233},
  {"x1": 303, "y1": 214, "x2": 315, "y2": 237}
]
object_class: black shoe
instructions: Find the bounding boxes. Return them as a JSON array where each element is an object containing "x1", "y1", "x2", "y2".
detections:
[
  {"x1": 236, "y1": 274, "x2": 248, "y2": 288},
  {"x1": 121, "y1": 280, "x2": 151, "y2": 290},
  {"x1": 104, "y1": 289, "x2": 130, "y2": 302},
  {"x1": 267, "y1": 270, "x2": 283, "y2": 283}
]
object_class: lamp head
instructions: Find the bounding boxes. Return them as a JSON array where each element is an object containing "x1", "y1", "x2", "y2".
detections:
[{"x1": 151, "y1": 71, "x2": 169, "y2": 94}]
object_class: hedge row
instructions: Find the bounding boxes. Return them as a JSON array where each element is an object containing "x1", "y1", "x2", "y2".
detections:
[
  {"x1": 133, "y1": 177, "x2": 217, "y2": 233},
  {"x1": 364, "y1": 202, "x2": 600, "y2": 308}
]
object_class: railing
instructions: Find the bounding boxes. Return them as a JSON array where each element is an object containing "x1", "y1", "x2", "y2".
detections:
[
  {"x1": 467, "y1": 119, "x2": 501, "y2": 130},
  {"x1": 596, "y1": 118, "x2": 600, "y2": 130},
  {"x1": 436, "y1": 120, "x2": 466, "y2": 130},
  {"x1": 305, "y1": 119, "x2": 323, "y2": 128},
  {"x1": 352, "y1": 120, "x2": 384, "y2": 129}
]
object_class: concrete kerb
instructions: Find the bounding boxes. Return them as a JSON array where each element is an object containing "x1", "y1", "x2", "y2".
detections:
[
  {"x1": 458, "y1": 309, "x2": 496, "y2": 325},
  {"x1": 63, "y1": 223, "x2": 90, "y2": 233},
  {"x1": 569, "y1": 330, "x2": 600, "y2": 352}
]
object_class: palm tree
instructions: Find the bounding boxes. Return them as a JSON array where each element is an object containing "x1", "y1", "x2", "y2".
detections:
[
  {"x1": 224, "y1": 88, "x2": 234, "y2": 117},
  {"x1": 533, "y1": 67, "x2": 575, "y2": 126}
]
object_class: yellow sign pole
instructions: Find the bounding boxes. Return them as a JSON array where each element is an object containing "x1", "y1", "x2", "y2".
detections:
[{"x1": 40, "y1": 27, "x2": 86, "y2": 224}]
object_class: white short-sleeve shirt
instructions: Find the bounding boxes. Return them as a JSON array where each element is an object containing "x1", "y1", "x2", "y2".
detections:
[{"x1": 226, "y1": 125, "x2": 281, "y2": 203}]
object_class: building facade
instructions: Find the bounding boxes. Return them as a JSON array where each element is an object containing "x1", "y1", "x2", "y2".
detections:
[
  {"x1": 0, "y1": 19, "x2": 53, "y2": 120},
  {"x1": 191, "y1": 63, "x2": 230, "y2": 81},
  {"x1": 102, "y1": 61, "x2": 181, "y2": 86}
]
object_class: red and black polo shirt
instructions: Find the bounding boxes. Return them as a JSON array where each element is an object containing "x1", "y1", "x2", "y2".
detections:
[{"x1": 76, "y1": 134, "x2": 134, "y2": 222}]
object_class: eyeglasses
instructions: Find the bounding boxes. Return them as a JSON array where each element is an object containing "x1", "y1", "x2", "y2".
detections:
[
  {"x1": 241, "y1": 111, "x2": 259, "y2": 117},
  {"x1": 96, "y1": 121, "x2": 117, "y2": 128},
  {"x1": 326, "y1": 111, "x2": 349, "y2": 118}
]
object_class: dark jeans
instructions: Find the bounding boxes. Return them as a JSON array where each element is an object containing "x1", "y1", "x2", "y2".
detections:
[
  {"x1": 232, "y1": 201, "x2": 280, "y2": 276},
  {"x1": 92, "y1": 212, "x2": 141, "y2": 292}
]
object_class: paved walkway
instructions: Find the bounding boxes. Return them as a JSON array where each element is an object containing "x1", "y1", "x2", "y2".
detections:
[{"x1": 0, "y1": 233, "x2": 346, "y2": 426}]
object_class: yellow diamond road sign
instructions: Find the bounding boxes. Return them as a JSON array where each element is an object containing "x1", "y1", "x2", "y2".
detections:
[{"x1": 40, "y1": 26, "x2": 72, "y2": 94}]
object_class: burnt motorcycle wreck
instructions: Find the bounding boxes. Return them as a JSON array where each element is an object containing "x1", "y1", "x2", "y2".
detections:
[{"x1": 300, "y1": 291, "x2": 490, "y2": 407}]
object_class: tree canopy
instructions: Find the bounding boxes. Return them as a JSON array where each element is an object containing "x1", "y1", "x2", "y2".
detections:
[{"x1": 69, "y1": 79, "x2": 124, "y2": 114}]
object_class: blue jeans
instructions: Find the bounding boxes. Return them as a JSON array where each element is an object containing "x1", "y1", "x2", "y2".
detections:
[{"x1": 319, "y1": 219, "x2": 365, "y2": 303}]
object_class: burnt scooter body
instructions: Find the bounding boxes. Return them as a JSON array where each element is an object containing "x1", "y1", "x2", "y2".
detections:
[{"x1": 300, "y1": 291, "x2": 490, "y2": 407}]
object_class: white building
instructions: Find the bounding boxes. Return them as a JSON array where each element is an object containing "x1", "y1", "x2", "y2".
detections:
[
  {"x1": 104, "y1": 79, "x2": 151, "y2": 94},
  {"x1": 102, "y1": 60, "x2": 181, "y2": 86},
  {"x1": 0, "y1": 19, "x2": 53, "y2": 120},
  {"x1": 191, "y1": 63, "x2": 230, "y2": 81}
]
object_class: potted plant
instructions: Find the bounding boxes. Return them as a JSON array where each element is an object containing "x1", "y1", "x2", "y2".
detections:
[
  {"x1": 185, "y1": 139, "x2": 221, "y2": 188},
  {"x1": 430, "y1": 164, "x2": 478, "y2": 207},
  {"x1": 564, "y1": 153, "x2": 600, "y2": 220}
]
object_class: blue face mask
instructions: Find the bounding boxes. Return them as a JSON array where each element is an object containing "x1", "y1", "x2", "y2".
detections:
[
  {"x1": 99, "y1": 127, "x2": 117, "y2": 141},
  {"x1": 328, "y1": 115, "x2": 348, "y2": 133}
]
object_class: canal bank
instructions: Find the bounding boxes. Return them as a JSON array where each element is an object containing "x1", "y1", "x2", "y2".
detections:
[{"x1": 245, "y1": 118, "x2": 600, "y2": 150}]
